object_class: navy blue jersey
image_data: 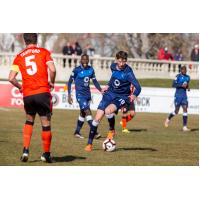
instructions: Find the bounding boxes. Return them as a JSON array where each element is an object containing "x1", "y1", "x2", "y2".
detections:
[
  {"x1": 67, "y1": 65, "x2": 101, "y2": 98},
  {"x1": 172, "y1": 73, "x2": 190, "y2": 98},
  {"x1": 107, "y1": 63, "x2": 141, "y2": 96}
]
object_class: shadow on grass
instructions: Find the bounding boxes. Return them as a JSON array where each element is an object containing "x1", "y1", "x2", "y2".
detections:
[
  {"x1": 28, "y1": 155, "x2": 86, "y2": 163},
  {"x1": 117, "y1": 147, "x2": 157, "y2": 152},
  {"x1": 53, "y1": 155, "x2": 86, "y2": 162},
  {"x1": 129, "y1": 128, "x2": 148, "y2": 132},
  {"x1": 190, "y1": 128, "x2": 199, "y2": 132}
]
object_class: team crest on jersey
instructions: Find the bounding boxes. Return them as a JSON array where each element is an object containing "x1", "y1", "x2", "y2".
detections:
[
  {"x1": 84, "y1": 77, "x2": 90, "y2": 83},
  {"x1": 114, "y1": 79, "x2": 120, "y2": 87}
]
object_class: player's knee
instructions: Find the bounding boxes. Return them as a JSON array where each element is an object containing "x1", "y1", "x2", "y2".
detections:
[
  {"x1": 84, "y1": 108, "x2": 92, "y2": 116},
  {"x1": 80, "y1": 109, "x2": 86, "y2": 117},
  {"x1": 105, "y1": 113, "x2": 114, "y2": 119},
  {"x1": 105, "y1": 108, "x2": 113, "y2": 115},
  {"x1": 130, "y1": 111, "x2": 135, "y2": 117}
]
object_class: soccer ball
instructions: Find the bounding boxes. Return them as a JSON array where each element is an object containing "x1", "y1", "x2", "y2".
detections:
[{"x1": 102, "y1": 138, "x2": 116, "y2": 152}]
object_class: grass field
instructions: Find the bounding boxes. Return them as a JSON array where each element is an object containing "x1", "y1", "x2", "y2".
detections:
[{"x1": 0, "y1": 108, "x2": 198, "y2": 166}]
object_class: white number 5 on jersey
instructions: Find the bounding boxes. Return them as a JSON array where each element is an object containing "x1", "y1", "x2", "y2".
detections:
[{"x1": 25, "y1": 55, "x2": 37, "y2": 75}]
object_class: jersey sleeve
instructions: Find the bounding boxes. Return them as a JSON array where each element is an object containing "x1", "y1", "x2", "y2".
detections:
[
  {"x1": 45, "y1": 50, "x2": 54, "y2": 64},
  {"x1": 126, "y1": 71, "x2": 141, "y2": 96},
  {"x1": 11, "y1": 55, "x2": 20, "y2": 72}
]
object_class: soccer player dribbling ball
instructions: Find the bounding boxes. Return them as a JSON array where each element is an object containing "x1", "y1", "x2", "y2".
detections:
[
  {"x1": 66, "y1": 54, "x2": 103, "y2": 139},
  {"x1": 164, "y1": 65, "x2": 191, "y2": 131},
  {"x1": 8, "y1": 33, "x2": 56, "y2": 163},
  {"x1": 85, "y1": 51, "x2": 141, "y2": 152}
]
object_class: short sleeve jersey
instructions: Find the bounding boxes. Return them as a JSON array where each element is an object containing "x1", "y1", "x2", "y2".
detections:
[{"x1": 11, "y1": 47, "x2": 54, "y2": 97}]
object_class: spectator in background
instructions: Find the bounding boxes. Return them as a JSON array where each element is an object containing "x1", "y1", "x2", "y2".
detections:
[
  {"x1": 191, "y1": 44, "x2": 199, "y2": 62},
  {"x1": 72, "y1": 42, "x2": 83, "y2": 66},
  {"x1": 62, "y1": 42, "x2": 74, "y2": 68},
  {"x1": 157, "y1": 47, "x2": 165, "y2": 60},
  {"x1": 174, "y1": 48, "x2": 184, "y2": 72},
  {"x1": 158, "y1": 47, "x2": 173, "y2": 72}
]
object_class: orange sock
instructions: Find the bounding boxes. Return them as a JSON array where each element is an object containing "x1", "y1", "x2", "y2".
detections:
[
  {"x1": 126, "y1": 114, "x2": 133, "y2": 122},
  {"x1": 122, "y1": 117, "x2": 127, "y2": 129},
  {"x1": 23, "y1": 121, "x2": 33, "y2": 149},
  {"x1": 42, "y1": 130, "x2": 52, "y2": 152}
]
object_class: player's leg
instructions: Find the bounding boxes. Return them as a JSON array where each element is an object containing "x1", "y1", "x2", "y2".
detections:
[
  {"x1": 105, "y1": 104, "x2": 118, "y2": 139},
  {"x1": 85, "y1": 93, "x2": 112, "y2": 151},
  {"x1": 85, "y1": 109, "x2": 105, "y2": 151},
  {"x1": 74, "y1": 109, "x2": 85, "y2": 138},
  {"x1": 182, "y1": 101, "x2": 190, "y2": 131},
  {"x1": 84, "y1": 108, "x2": 101, "y2": 139},
  {"x1": 37, "y1": 93, "x2": 53, "y2": 163},
  {"x1": 21, "y1": 96, "x2": 36, "y2": 162},
  {"x1": 165, "y1": 97, "x2": 180, "y2": 127}
]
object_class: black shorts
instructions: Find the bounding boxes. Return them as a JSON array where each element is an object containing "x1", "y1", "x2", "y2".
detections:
[
  {"x1": 23, "y1": 92, "x2": 52, "y2": 117},
  {"x1": 122, "y1": 101, "x2": 135, "y2": 114}
]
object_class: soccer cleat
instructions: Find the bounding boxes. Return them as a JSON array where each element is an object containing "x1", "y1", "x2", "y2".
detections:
[
  {"x1": 122, "y1": 128, "x2": 130, "y2": 134},
  {"x1": 183, "y1": 126, "x2": 190, "y2": 132},
  {"x1": 85, "y1": 144, "x2": 93, "y2": 152},
  {"x1": 95, "y1": 132, "x2": 101, "y2": 139},
  {"x1": 41, "y1": 152, "x2": 53, "y2": 163},
  {"x1": 74, "y1": 133, "x2": 84, "y2": 139},
  {"x1": 164, "y1": 118, "x2": 170, "y2": 127},
  {"x1": 106, "y1": 130, "x2": 116, "y2": 140},
  {"x1": 20, "y1": 147, "x2": 29, "y2": 162}
]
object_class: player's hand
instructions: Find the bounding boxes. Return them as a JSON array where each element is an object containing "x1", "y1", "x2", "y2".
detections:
[
  {"x1": 68, "y1": 95, "x2": 73, "y2": 104},
  {"x1": 101, "y1": 86, "x2": 109, "y2": 94},
  {"x1": 128, "y1": 94, "x2": 136, "y2": 102},
  {"x1": 182, "y1": 82, "x2": 188, "y2": 88},
  {"x1": 19, "y1": 87, "x2": 23, "y2": 93},
  {"x1": 49, "y1": 82, "x2": 54, "y2": 91}
]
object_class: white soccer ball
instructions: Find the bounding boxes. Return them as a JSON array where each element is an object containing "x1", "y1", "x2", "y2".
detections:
[{"x1": 102, "y1": 138, "x2": 116, "y2": 152}]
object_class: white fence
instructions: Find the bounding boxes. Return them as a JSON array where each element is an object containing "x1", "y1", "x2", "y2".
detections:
[{"x1": 0, "y1": 53, "x2": 199, "y2": 81}]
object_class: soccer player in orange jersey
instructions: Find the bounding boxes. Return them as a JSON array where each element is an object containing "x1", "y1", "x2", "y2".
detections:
[{"x1": 8, "y1": 33, "x2": 56, "y2": 163}]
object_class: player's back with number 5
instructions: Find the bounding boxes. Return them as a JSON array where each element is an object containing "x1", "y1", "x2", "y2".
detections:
[{"x1": 12, "y1": 46, "x2": 53, "y2": 97}]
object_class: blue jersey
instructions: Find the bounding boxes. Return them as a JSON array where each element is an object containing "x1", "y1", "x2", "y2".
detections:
[
  {"x1": 67, "y1": 65, "x2": 101, "y2": 99},
  {"x1": 107, "y1": 63, "x2": 141, "y2": 97},
  {"x1": 172, "y1": 73, "x2": 190, "y2": 98}
]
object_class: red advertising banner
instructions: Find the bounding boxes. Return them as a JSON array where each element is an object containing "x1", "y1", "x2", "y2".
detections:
[{"x1": 0, "y1": 81, "x2": 66, "y2": 108}]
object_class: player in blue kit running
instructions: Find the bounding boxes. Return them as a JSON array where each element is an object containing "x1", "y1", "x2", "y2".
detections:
[
  {"x1": 67, "y1": 54, "x2": 102, "y2": 138},
  {"x1": 164, "y1": 65, "x2": 191, "y2": 131},
  {"x1": 85, "y1": 51, "x2": 141, "y2": 151}
]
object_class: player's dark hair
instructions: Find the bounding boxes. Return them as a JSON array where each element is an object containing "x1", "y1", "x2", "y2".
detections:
[
  {"x1": 81, "y1": 53, "x2": 89, "y2": 59},
  {"x1": 181, "y1": 65, "x2": 186, "y2": 69},
  {"x1": 116, "y1": 51, "x2": 128, "y2": 60},
  {"x1": 23, "y1": 33, "x2": 38, "y2": 45}
]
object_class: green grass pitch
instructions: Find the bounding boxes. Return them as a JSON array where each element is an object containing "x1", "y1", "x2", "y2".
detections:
[{"x1": 0, "y1": 108, "x2": 198, "y2": 166}]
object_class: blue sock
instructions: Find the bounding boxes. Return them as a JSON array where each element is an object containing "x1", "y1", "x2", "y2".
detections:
[
  {"x1": 88, "y1": 121, "x2": 99, "y2": 144},
  {"x1": 87, "y1": 120, "x2": 92, "y2": 128},
  {"x1": 183, "y1": 113, "x2": 188, "y2": 126},
  {"x1": 74, "y1": 116, "x2": 84, "y2": 134},
  {"x1": 108, "y1": 116, "x2": 115, "y2": 130}
]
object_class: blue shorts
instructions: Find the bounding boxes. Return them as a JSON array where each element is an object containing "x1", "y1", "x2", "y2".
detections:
[
  {"x1": 98, "y1": 91, "x2": 128, "y2": 111},
  {"x1": 174, "y1": 96, "x2": 188, "y2": 107},
  {"x1": 76, "y1": 96, "x2": 91, "y2": 110}
]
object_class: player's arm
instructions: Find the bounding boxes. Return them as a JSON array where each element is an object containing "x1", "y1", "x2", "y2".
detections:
[
  {"x1": 127, "y1": 72, "x2": 141, "y2": 101},
  {"x1": 47, "y1": 62, "x2": 56, "y2": 90},
  {"x1": 8, "y1": 65, "x2": 22, "y2": 92},
  {"x1": 91, "y1": 71, "x2": 102, "y2": 92},
  {"x1": 67, "y1": 70, "x2": 75, "y2": 104}
]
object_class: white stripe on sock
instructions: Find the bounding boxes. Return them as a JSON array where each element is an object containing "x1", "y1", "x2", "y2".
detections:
[
  {"x1": 86, "y1": 115, "x2": 92, "y2": 121},
  {"x1": 78, "y1": 115, "x2": 85, "y2": 122}
]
